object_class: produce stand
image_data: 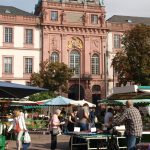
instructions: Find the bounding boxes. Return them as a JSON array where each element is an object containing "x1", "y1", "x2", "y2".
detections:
[{"x1": 99, "y1": 85, "x2": 150, "y2": 148}]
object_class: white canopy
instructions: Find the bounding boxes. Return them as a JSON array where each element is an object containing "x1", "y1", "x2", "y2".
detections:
[{"x1": 71, "y1": 99, "x2": 96, "y2": 107}]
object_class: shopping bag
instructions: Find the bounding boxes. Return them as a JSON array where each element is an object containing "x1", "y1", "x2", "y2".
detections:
[
  {"x1": 23, "y1": 132, "x2": 31, "y2": 143},
  {"x1": 52, "y1": 128, "x2": 59, "y2": 135}
]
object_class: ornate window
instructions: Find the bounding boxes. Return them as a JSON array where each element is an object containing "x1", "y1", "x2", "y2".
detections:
[
  {"x1": 51, "y1": 52, "x2": 59, "y2": 62},
  {"x1": 4, "y1": 27, "x2": 13, "y2": 43},
  {"x1": 51, "y1": 11, "x2": 58, "y2": 21},
  {"x1": 91, "y1": 54, "x2": 99, "y2": 75},
  {"x1": 25, "y1": 29, "x2": 33, "y2": 44},
  {"x1": 114, "y1": 34, "x2": 121, "y2": 48},
  {"x1": 3, "y1": 57, "x2": 13, "y2": 73},
  {"x1": 91, "y1": 14, "x2": 98, "y2": 24},
  {"x1": 70, "y1": 50, "x2": 80, "y2": 75}
]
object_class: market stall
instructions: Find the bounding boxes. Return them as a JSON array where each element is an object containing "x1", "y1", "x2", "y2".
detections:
[
  {"x1": 99, "y1": 85, "x2": 150, "y2": 147},
  {"x1": 0, "y1": 81, "x2": 48, "y2": 148}
]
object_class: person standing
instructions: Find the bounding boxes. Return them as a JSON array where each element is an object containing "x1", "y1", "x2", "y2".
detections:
[
  {"x1": 8, "y1": 109, "x2": 27, "y2": 150},
  {"x1": 111, "y1": 100, "x2": 143, "y2": 150},
  {"x1": 77, "y1": 103, "x2": 90, "y2": 131},
  {"x1": 67, "y1": 107, "x2": 78, "y2": 132},
  {"x1": 104, "y1": 107, "x2": 114, "y2": 126},
  {"x1": 89, "y1": 108, "x2": 96, "y2": 128},
  {"x1": 50, "y1": 109, "x2": 61, "y2": 150}
]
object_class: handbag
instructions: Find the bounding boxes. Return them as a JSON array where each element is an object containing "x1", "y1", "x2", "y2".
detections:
[
  {"x1": 52, "y1": 128, "x2": 59, "y2": 135},
  {"x1": 23, "y1": 131, "x2": 31, "y2": 143},
  {"x1": 14, "y1": 121, "x2": 21, "y2": 133}
]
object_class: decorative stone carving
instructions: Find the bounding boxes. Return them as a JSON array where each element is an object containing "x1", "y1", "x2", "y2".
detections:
[
  {"x1": 42, "y1": 8, "x2": 47, "y2": 20},
  {"x1": 93, "y1": 39, "x2": 99, "y2": 48},
  {"x1": 68, "y1": 37, "x2": 83, "y2": 49},
  {"x1": 82, "y1": 12, "x2": 87, "y2": 25},
  {"x1": 51, "y1": 37, "x2": 57, "y2": 49},
  {"x1": 60, "y1": 10, "x2": 65, "y2": 24},
  {"x1": 99, "y1": 13, "x2": 105, "y2": 27}
]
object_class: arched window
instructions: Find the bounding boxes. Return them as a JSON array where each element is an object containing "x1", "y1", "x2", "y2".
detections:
[
  {"x1": 51, "y1": 52, "x2": 59, "y2": 62},
  {"x1": 70, "y1": 50, "x2": 80, "y2": 75},
  {"x1": 92, "y1": 85, "x2": 101, "y2": 92},
  {"x1": 91, "y1": 54, "x2": 99, "y2": 75}
]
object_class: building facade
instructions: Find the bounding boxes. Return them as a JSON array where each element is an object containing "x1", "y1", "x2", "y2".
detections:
[
  {"x1": 0, "y1": 6, "x2": 41, "y2": 85},
  {"x1": 34, "y1": 0, "x2": 108, "y2": 103},
  {"x1": 1, "y1": 2, "x2": 150, "y2": 103},
  {"x1": 106, "y1": 15, "x2": 150, "y2": 96}
]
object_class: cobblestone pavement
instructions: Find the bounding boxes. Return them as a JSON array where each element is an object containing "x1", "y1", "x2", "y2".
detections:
[{"x1": 7, "y1": 134, "x2": 70, "y2": 150}]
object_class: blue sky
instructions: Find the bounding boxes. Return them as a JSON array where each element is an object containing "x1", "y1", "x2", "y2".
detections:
[{"x1": 0, "y1": 0, "x2": 150, "y2": 19}]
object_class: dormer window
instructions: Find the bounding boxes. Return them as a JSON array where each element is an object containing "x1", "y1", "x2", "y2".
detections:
[
  {"x1": 5, "y1": 9, "x2": 11, "y2": 14},
  {"x1": 126, "y1": 19, "x2": 132, "y2": 23}
]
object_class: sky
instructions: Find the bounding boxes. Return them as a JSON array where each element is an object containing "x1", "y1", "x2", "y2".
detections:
[{"x1": 0, "y1": 0, "x2": 150, "y2": 19}]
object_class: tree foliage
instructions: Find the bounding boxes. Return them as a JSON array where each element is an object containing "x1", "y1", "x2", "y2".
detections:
[
  {"x1": 112, "y1": 24, "x2": 150, "y2": 85},
  {"x1": 29, "y1": 91, "x2": 54, "y2": 101},
  {"x1": 30, "y1": 61, "x2": 74, "y2": 93}
]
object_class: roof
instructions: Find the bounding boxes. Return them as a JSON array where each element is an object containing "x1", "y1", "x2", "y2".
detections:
[
  {"x1": 107, "y1": 15, "x2": 150, "y2": 25},
  {"x1": 0, "y1": 5, "x2": 34, "y2": 16},
  {"x1": 107, "y1": 85, "x2": 150, "y2": 100}
]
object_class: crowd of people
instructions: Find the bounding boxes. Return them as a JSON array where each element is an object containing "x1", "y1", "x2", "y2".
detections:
[
  {"x1": 50, "y1": 100, "x2": 143, "y2": 150},
  {"x1": 3, "y1": 100, "x2": 144, "y2": 150}
]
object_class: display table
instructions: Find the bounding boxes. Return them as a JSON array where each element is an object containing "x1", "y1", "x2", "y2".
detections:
[
  {"x1": 70, "y1": 132, "x2": 111, "y2": 150},
  {"x1": 136, "y1": 142, "x2": 150, "y2": 150},
  {"x1": 142, "y1": 131, "x2": 150, "y2": 142}
]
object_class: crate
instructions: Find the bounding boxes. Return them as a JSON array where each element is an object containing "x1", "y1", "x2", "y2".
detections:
[
  {"x1": 0, "y1": 146, "x2": 5, "y2": 150},
  {"x1": 0, "y1": 135, "x2": 5, "y2": 147}
]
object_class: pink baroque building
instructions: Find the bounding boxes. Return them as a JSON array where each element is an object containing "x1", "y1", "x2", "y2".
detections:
[{"x1": 34, "y1": 0, "x2": 108, "y2": 103}]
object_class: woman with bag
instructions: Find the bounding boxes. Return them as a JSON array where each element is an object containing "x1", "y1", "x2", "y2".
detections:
[
  {"x1": 8, "y1": 110, "x2": 27, "y2": 150},
  {"x1": 50, "y1": 109, "x2": 61, "y2": 150},
  {"x1": 22, "y1": 131, "x2": 31, "y2": 150}
]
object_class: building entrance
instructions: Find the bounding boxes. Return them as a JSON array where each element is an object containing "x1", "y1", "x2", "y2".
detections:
[{"x1": 68, "y1": 84, "x2": 84, "y2": 100}]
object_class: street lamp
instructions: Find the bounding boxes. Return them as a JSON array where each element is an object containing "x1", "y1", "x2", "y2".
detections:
[{"x1": 79, "y1": 67, "x2": 80, "y2": 100}]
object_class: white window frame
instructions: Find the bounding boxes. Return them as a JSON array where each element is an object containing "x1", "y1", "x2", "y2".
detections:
[
  {"x1": 25, "y1": 58, "x2": 33, "y2": 74},
  {"x1": 4, "y1": 27, "x2": 13, "y2": 43},
  {"x1": 4, "y1": 57, "x2": 13, "y2": 73},
  {"x1": 25, "y1": 29, "x2": 33, "y2": 44},
  {"x1": 114, "y1": 34, "x2": 121, "y2": 48},
  {"x1": 51, "y1": 11, "x2": 58, "y2": 21},
  {"x1": 91, "y1": 54, "x2": 99, "y2": 75},
  {"x1": 70, "y1": 50, "x2": 80, "y2": 75},
  {"x1": 51, "y1": 52, "x2": 59, "y2": 62},
  {"x1": 91, "y1": 14, "x2": 98, "y2": 24}
]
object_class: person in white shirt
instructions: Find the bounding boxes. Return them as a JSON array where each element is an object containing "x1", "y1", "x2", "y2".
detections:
[
  {"x1": 8, "y1": 109, "x2": 27, "y2": 150},
  {"x1": 104, "y1": 107, "x2": 114, "y2": 126}
]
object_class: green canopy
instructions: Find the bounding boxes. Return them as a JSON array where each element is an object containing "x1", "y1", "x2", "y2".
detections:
[
  {"x1": 108, "y1": 85, "x2": 150, "y2": 100},
  {"x1": 99, "y1": 99, "x2": 150, "y2": 106}
]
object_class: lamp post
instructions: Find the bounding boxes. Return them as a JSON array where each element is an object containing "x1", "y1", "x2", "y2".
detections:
[{"x1": 79, "y1": 67, "x2": 80, "y2": 100}]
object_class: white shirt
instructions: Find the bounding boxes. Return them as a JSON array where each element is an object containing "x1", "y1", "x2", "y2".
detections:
[
  {"x1": 8, "y1": 115, "x2": 27, "y2": 132},
  {"x1": 104, "y1": 112, "x2": 113, "y2": 124}
]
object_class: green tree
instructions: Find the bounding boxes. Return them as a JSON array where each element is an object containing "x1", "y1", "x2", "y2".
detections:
[
  {"x1": 112, "y1": 24, "x2": 150, "y2": 85},
  {"x1": 29, "y1": 91, "x2": 54, "y2": 101},
  {"x1": 30, "y1": 61, "x2": 74, "y2": 93}
]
